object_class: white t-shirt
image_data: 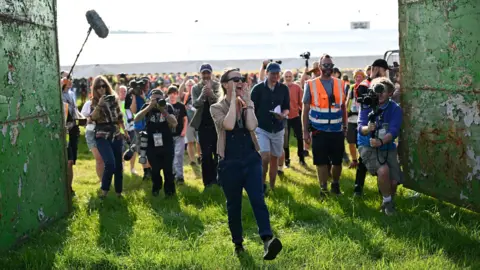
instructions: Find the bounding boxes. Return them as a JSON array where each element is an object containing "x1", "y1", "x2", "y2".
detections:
[{"x1": 81, "y1": 100, "x2": 92, "y2": 117}]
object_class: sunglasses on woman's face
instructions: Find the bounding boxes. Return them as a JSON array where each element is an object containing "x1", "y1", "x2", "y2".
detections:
[
  {"x1": 227, "y1": 77, "x2": 246, "y2": 83},
  {"x1": 321, "y1": 63, "x2": 335, "y2": 69},
  {"x1": 97, "y1": 84, "x2": 107, "y2": 89}
]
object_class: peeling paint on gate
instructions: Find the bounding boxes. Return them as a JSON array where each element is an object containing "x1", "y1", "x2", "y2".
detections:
[
  {"x1": 0, "y1": 0, "x2": 70, "y2": 251},
  {"x1": 399, "y1": 0, "x2": 480, "y2": 211}
]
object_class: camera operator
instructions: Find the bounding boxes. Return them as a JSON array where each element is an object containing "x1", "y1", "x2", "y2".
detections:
[
  {"x1": 190, "y1": 63, "x2": 222, "y2": 189},
  {"x1": 210, "y1": 68, "x2": 282, "y2": 259},
  {"x1": 357, "y1": 77, "x2": 402, "y2": 215},
  {"x1": 302, "y1": 54, "x2": 347, "y2": 197},
  {"x1": 129, "y1": 77, "x2": 153, "y2": 180},
  {"x1": 353, "y1": 59, "x2": 390, "y2": 196},
  {"x1": 134, "y1": 89, "x2": 178, "y2": 197}
]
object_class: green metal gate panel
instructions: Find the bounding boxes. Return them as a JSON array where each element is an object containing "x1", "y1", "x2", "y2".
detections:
[
  {"x1": 399, "y1": 0, "x2": 480, "y2": 211},
  {"x1": 0, "y1": 0, "x2": 70, "y2": 251}
]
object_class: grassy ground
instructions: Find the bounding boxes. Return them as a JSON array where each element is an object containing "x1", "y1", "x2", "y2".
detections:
[{"x1": 1, "y1": 128, "x2": 480, "y2": 269}]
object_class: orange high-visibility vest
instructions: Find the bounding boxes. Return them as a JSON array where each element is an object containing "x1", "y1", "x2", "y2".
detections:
[{"x1": 308, "y1": 77, "x2": 345, "y2": 132}]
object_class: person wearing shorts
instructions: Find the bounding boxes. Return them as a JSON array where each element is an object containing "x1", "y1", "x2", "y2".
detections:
[
  {"x1": 81, "y1": 99, "x2": 104, "y2": 182},
  {"x1": 251, "y1": 62, "x2": 290, "y2": 192},
  {"x1": 302, "y1": 54, "x2": 347, "y2": 197},
  {"x1": 345, "y1": 69, "x2": 367, "y2": 169},
  {"x1": 358, "y1": 77, "x2": 402, "y2": 216}
]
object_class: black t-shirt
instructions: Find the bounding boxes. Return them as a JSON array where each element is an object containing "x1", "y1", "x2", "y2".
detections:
[
  {"x1": 169, "y1": 102, "x2": 187, "y2": 136},
  {"x1": 141, "y1": 103, "x2": 175, "y2": 148}
]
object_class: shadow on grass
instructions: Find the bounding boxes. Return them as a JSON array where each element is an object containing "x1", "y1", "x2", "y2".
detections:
[
  {"x1": 0, "y1": 213, "x2": 72, "y2": 269},
  {"x1": 271, "y1": 185, "x2": 387, "y2": 261},
  {"x1": 141, "y1": 182, "x2": 207, "y2": 241},
  {"x1": 236, "y1": 251, "x2": 259, "y2": 269},
  {"x1": 335, "y1": 189, "x2": 480, "y2": 268},
  {"x1": 88, "y1": 192, "x2": 137, "y2": 256}
]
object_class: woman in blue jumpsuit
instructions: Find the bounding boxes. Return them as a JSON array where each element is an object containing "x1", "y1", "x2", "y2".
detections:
[{"x1": 210, "y1": 68, "x2": 282, "y2": 260}]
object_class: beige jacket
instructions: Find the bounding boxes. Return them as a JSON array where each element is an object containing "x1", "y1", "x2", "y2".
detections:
[{"x1": 210, "y1": 98, "x2": 259, "y2": 158}]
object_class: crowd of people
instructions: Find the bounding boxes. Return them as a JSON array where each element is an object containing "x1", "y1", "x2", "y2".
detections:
[{"x1": 60, "y1": 55, "x2": 402, "y2": 260}]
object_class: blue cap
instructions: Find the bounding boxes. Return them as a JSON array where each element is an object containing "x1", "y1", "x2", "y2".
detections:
[
  {"x1": 199, "y1": 63, "x2": 212, "y2": 73},
  {"x1": 266, "y1": 62, "x2": 281, "y2": 73}
]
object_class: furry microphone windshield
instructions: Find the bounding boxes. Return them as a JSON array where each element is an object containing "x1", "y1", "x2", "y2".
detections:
[{"x1": 85, "y1": 10, "x2": 109, "y2": 38}]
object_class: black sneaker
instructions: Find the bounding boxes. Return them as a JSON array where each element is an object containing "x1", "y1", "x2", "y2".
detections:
[
  {"x1": 152, "y1": 191, "x2": 160, "y2": 197},
  {"x1": 303, "y1": 150, "x2": 310, "y2": 157},
  {"x1": 263, "y1": 238, "x2": 282, "y2": 260},
  {"x1": 177, "y1": 178, "x2": 185, "y2": 185},
  {"x1": 320, "y1": 188, "x2": 329, "y2": 199},
  {"x1": 190, "y1": 161, "x2": 196, "y2": 166},
  {"x1": 143, "y1": 170, "x2": 151, "y2": 181},
  {"x1": 197, "y1": 156, "x2": 202, "y2": 164},
  {"x1": 299, "y1": 160, "x2": 307, "y2": 166},
  {"x1": 285, "y1": 159, "x2": 290, "y2": 168},
  {"x1": 381, "y1": 200, "x2": 396, "y2": 216},
  {"x1": 330, "y1": 182, "x2": 342, "y2": 196},
  {"x1": 235, "y1": 243, "x2": 245, "y2": 255},
  {"x1": 278, "y1": 169, "x2": 284, "y2": 176}
]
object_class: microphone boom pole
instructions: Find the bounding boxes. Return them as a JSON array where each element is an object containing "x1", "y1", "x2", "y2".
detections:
[{"x1": 67, "y1": 27, "x2": 93, "y2": 79}]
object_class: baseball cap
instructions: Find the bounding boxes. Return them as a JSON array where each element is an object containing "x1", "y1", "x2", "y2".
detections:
[
  {"x1": 372, "y1": 59, "x2": 390, "y2": 70},
  {"x1": 266, "y1": 62, "x2": 281, "y2": 73},
  {"x1": 200, "y1": 63, "x2": 212, "y2": 73}
]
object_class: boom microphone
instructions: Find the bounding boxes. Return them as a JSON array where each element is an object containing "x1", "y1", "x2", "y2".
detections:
[
  {"x1": 67, "y1": 10, "x2": 109, "y2": 79},
  {"x1": 85, "y1": 10, "x2": 109, "y2": 39}
]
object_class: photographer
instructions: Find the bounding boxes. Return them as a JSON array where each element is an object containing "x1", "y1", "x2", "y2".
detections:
[
  {"x1": 134, "y1": 89, "x2": 178, "y2": 197},
  {"x1": 210, "y1": 68, "x2": 282, "y2": 260},
  {"x1": 130, "y1": 77, "x2": 153, "y2": 180},
  {"x1": 190, "y1": 63, "x2": 222, "y2": 189},
  {"x1": 357, "y1": 77, "x2": 402, "y2": 215},
  {"x1": 354, "y1": 59, "x2": 390, "y2": 196},
  {"x1": 90, "y1": 76, "x2": 129, "y2": 198}
]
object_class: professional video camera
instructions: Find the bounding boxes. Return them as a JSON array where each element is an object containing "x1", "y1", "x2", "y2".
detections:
[
  {"x1": 300, "y1": 51, "x2": 311, "y2": 68},
  {"x1": 357, "y1": 83, "x2": 386, "y2": 139},
  {"x1": 128, "y1": 77, "x2": 149, "y2": 96},
  {"x1": 300, "y1": 52, "x2": 310, "y2": 60}
]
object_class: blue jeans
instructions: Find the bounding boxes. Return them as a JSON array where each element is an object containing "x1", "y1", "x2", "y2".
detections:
[
  {"x1": 218, "y1": 151, "x2": 273, "y2": 244},
  {"x1": 96, "y1": 137, "x2": 124, "y2": 193}
]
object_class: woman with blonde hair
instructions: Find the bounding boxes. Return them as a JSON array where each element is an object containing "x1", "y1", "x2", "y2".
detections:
[{"x1": 90, "y1": 76, "x2": 129, "y2": 198}]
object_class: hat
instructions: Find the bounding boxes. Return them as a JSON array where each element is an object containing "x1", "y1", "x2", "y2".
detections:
[
  {"x1": 266, "y1": 62, "x2": 281, "y2": 73},
  {"x1": 150, "y1": 89, "x2": 163, "y2": 96},
  {"x1": 167, "y1": 85, "x2": 178, "y2": 95},
  {"x1": 372, "y1": 59, "x2": 390, "y2": 70},
  {"x1": 200, "y1": 63, "x2": 212, "y2": 73}
]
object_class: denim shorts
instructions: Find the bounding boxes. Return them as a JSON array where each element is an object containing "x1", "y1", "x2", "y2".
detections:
[
  {"x1": 85, "y1": 127, "x2": 96, "y2": 150},
  {"x1": 255, "y1": 127, "x2": 285, "y2": 158}
]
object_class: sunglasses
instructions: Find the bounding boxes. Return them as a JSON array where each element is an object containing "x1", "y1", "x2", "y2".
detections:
[
  {"x1": 97, "y1": 84, "x2": 107, "y2": 89},
  {"x1": 321, "y1": 63, "x2": 335, "y2": 69},
  {"x1": 227, "y1": 77, "x2": 246, "y2": 83}
]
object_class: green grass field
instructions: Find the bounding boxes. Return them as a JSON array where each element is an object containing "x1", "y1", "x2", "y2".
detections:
[{"x1": 1, "y1": 128, "x2": 479, "y2": 269}]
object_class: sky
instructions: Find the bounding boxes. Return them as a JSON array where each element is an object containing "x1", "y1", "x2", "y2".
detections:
[
  {"x1": 57, "y1": 0, "x2": 398, "y2": 34},
  {"x1": 56, "y1": 0, "x2": 399, "y2": 66}
]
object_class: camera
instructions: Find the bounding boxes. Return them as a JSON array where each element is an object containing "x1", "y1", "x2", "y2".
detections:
[
  {"x1": 128, "y1": 78, "x2": 149, "y2": 96},
  {"x1": 123, "y1": 142, "x2": 137, "y2": 161},
  {"x1": 300, "y1": 51, "x2": 311, "y2": 60},
  {"x1": 269, "y1": 59, "x2": 282, "y2": 64},
  {"x1": 138, "y1": 131, "x2": 149, "y2": 164},
  {"x1": 357, "y1": 83, "x2": 387, "y2": 138},
  {"x1": 156, "y1": 98, "x2": 167, "y2": 107}
]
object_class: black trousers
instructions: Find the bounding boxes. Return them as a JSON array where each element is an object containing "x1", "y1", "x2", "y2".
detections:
[
  {"x1": 147, "y1": 146, "x2": 175, "y2": 195},
  {"x1": 354, "y1": 156, "x2": 367, "y2": 193},
  {"x1": 198, "y1": 125, "x2": 218, "y2": 187},
  {"x1": 284, "y1": 116, "x2": 304, "y2": 162}
]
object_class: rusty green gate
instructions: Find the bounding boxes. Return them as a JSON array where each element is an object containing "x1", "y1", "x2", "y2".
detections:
[
  {"x1": 0, "y1": 0, "x2": 70, "y2": 251},
  {"x1": 399, "y1": 0, "x2": 480, "y2": 211}
]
